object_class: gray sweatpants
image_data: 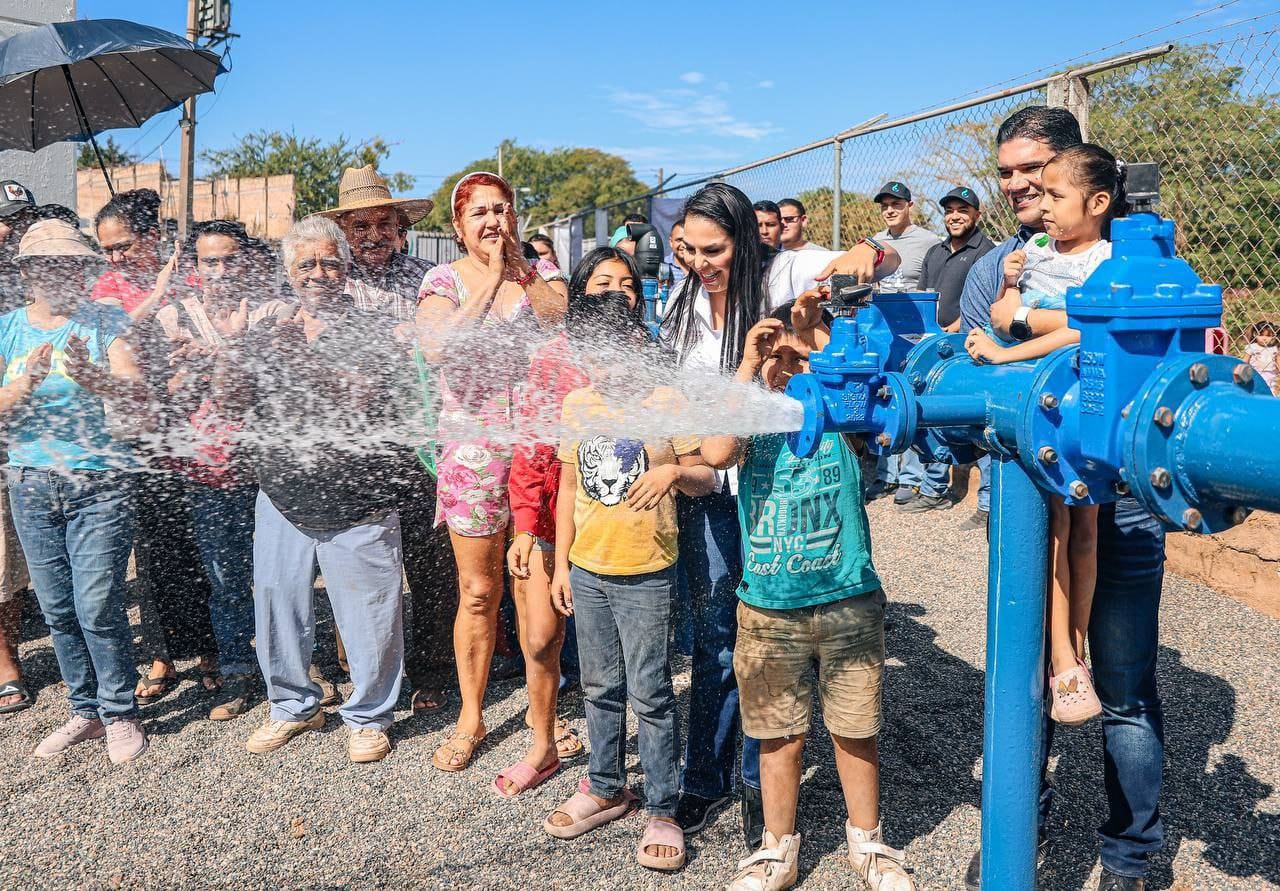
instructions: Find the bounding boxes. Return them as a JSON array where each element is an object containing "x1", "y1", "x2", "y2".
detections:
[{"x1": 252, "y1": 490, "x2": 404, "y2": 730}]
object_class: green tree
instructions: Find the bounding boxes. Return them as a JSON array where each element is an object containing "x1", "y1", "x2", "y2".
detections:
[
  {"x1": 423, "y1": 139, "x2": 649, "y2": 233},
  {"x1": 76, "y1": 135, "x2": 137, "y2": 169},
  {"x1": 1089, "y1": 45, "x2": 1280, "y2": 338},
  {"x1": 202, "y1": 130, "x2": 415, "y2": 219}
]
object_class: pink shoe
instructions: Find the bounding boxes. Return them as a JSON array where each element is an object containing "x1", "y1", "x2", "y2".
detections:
[
  {"x1": 1049, "y1": 660, "x2": 1102, "y2": 726},
  {"x1": 32, "y1": 715, "x2": 105, "y2": 758},
  {"x1": 105, "y1": 718, "x2": 149, "y2": 764}
]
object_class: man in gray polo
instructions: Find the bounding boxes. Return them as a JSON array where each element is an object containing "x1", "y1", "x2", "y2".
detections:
[{"x1": 870, "y1": 182, "x2": 941, "y2": 505}]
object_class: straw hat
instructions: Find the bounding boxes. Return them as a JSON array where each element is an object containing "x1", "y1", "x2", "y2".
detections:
[
  {"x1": 316, "y1": 165, "x2": 433, "y2": 224},
  {"x1": 15, "y1": 218, "x2": 103, "y2": 264}
]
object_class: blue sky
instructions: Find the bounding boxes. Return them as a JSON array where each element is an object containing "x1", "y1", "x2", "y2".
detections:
[{"x1": 78, "y1": 0, "x2": 1273, "y2": 197}]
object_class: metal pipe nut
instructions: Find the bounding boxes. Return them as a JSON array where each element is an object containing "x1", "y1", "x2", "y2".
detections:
[{"x1": 1188, "y1": 363, "x2": 1210, "y2": 386}]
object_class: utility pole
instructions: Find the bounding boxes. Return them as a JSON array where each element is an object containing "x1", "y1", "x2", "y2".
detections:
[
  {"x1": 656, "y1": 168, "x2": 663, "y2": 196},
  {"x1": 176, "y1": 0, "x2": 198, "y2": 240},
  {"x1": 497, "y1": 141, "x2": 504, "y2": 179}
]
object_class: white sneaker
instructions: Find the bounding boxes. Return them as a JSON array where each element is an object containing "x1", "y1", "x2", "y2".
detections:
[
  {"x1": 32, "y1": 715, "x2": 105, "y2": 758},
  {"x1": 726, "y1": 831, "x2": 800, "y2": 891},
  {"x1": 846, "y1": 822, "x2": 914, "y2": 891},
  {"x1": 105, "y1": 718, "x2": 149, "y2": 764}
]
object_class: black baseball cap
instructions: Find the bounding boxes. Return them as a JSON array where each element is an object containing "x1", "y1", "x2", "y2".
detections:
[
  {"x1": 940, "y1": 186, "x2": 980, "y2": 211},
  {"x1": 0, "y1": 181, "x2": 36, "y2": 220},
  {"x1": 873, "y1": 181, "x2": 911, "y2": 203}
]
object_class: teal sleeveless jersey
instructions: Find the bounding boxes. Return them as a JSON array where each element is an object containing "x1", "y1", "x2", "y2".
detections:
[{"x1": 735, "y1": 433, "x2": 881, "y2": 610}]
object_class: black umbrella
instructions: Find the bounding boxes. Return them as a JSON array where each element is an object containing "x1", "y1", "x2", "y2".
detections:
[{"x1": 0, "y1": 18, "x2": 227, "y2": 195}]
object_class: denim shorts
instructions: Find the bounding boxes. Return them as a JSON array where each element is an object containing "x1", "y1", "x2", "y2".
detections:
[{"x1": 733, "y1": 588, "x2": 886, "y2": 740}]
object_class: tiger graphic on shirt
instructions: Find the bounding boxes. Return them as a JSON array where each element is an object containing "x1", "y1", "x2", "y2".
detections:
[{"x1": 577, "y1": 435, "x2": 648, "y2": 507}]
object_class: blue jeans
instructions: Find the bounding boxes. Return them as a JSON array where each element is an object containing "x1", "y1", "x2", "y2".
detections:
[
  {"x1": 878, "y1": 452, "x2": 948, "y2": 496},
  {"x1": 188, "y1": 483, "x2": 257, "y2": 677},
  {"x1": 677, "y1": 491, "x2": 761, "y2": 796},
  {"x1": 1039, "y1": 497, "x2": 1166, "y2": 878},
  {"x1": 9, "y1": 469, "x2": 136, "y2": 722},
  {"x1": 253, "y1": 491, "x2": 404, "y2": 730},
  {"x1": 571, "y1": 564, "x2": 680, "y2": 816},
  {"x1": 978, "y1": 454, "x2": 991, "y2": 512}
]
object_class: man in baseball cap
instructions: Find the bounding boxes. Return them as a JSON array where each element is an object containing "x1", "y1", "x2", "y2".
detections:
[
  {"x1": 923, "y1": 186, "x2": 994, "y2": 332},
  {"x1": 0, "y1": 181, "x2": 40, "y2": 311}
]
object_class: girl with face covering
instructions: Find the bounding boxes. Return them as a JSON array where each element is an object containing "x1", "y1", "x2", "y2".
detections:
[{"x1": 414, "y1": 172, "x2": 568, "y2": 773}]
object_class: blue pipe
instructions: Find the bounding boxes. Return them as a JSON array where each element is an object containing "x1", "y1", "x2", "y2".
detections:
[
  {"x1": 1176, "y1": 388, "x2": 1280, "y2": 513},
  {"x1": 980, "y1": 458, "x2": 1049, "y2": 891}
]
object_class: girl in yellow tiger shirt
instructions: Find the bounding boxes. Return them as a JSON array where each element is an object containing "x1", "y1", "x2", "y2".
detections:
[{"x1": 542, "y1": 295, "x2": 714, "y2": 873}]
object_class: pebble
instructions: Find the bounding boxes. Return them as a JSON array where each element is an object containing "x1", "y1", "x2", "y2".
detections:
[{"x1": 0, "y1": 500, "x2": 1276, "y2": 889}]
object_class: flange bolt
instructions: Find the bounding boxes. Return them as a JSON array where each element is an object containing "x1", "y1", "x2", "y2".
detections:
[
  {"x1": 1039, "y1": 393, "x2": 1059, "y2": 411},
  {"x1": 1149, "y1": 467, "x2": 1171, "y2": 489},
  {"x1": 1188, "y1": 363, "x2": 1209, "y2": 386},
  {"x1": 876, "y1": 385, "x2": 891, "y2": 401},
  {"x1": 876, "y1": 433, "x2": 892, "y2": 448},
  {"x1": 1069, "y1": 480, "x2": 1089, "y2": 500},
  {"x1": 1229, "y1": 506, "x2": 1249, "y2": 526},
  {"x1": 1037, "y1": 446, "x2": 1058, "y2": 464},
  {"x1": 1153, "y1": 406, "x2": 1174, "y2": 428},
  {"x1": 937, "y1": 342, "x2": 954, "y2": 358},
  {"x1": 1183, "y1": 508, "x2": 1202, "y2": 530},
  {"x1": 1233, "y1": 364, "x2": 1255, "y2": 387}
]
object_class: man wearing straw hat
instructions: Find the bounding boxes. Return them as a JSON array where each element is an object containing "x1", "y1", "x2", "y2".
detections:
[{"x1": 316, "y1": 166, "x2": 459, "y2": 714}]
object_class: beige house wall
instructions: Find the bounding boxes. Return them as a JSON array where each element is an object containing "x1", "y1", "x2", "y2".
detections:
[{"x1": 77, "y1": 163, "x2": 296, "y2": 240}]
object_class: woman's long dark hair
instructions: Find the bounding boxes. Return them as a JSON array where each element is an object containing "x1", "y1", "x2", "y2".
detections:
[
  {"x1": 660, "y1": 182, "x2": 776, "y2": 371},
  {"x1": 569, "y1": 247, "x2": 645, "y2": 323}
]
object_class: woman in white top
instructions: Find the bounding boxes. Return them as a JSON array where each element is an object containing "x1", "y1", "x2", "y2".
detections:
[{"x1": 655, "y1": 182, "x2": 900, "y2": 843}]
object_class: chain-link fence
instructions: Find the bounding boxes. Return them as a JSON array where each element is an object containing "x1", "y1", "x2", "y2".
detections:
[
  {"x1": 538, "y1": 25, "x2": 1280, "y2": 346},
  {"x1": 1089, "y1": 27, "x2": 1280, "y2": 342}
]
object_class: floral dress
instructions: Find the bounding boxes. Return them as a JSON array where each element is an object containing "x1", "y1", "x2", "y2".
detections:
[{"x1": 418, "y1": 259, "x2": 565, "y2": 536}]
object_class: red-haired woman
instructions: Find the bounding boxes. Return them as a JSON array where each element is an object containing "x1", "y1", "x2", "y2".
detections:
[{"x1": 416, "y1": 172, "x2": 567, "y2": 772}]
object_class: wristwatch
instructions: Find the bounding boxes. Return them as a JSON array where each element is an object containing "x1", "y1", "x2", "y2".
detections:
[
  {"x1": 855, "y1": 236, "x2": 887, "y2": 267},
  {"x1": 1009, "y1": 305, "x2": 1034, "y2": 342}
]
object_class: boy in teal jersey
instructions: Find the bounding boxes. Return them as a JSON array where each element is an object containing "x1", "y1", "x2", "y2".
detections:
[{"x1": 702, "y1": 294, "x2": 914, "y2": 891}]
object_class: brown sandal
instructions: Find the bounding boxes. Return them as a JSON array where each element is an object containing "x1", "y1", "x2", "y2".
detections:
[
  {"x1": 412, "y1": 687, "x2": 448, "y2": 712},
  {"x1": 555, "y1": 719, "x2": 585, "y2": 760},
  {"x1": 432, "y1": 730, "x2": 486, "y2": 772}
]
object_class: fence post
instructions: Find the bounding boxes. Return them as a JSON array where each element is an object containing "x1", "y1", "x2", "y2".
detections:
[
  {"x1": 1047, "y1": 74, "x2": 1090, "y2": 140},
  {"x1": 832, "y1": 138, "x2": 843, "y2": 250},
  {"x1": 594, "y1": 208, "x2": 609, "y2": 251}
]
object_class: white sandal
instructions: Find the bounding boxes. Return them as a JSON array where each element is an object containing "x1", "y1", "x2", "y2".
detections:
[
  {"x1": 847, "y1": 822, "x2": 915, "y2": 891},
  {"x1": 726, "y1": 831, "x2": 800, "y2": 891}
]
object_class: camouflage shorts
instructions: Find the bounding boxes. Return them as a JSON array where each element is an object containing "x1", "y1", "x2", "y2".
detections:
[{"x1": 733, "y1": 588, "x2": 886, "y2": 740}]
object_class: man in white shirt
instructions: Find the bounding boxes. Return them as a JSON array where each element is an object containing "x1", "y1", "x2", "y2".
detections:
[
  {"x1": 872, "y1": 181, "x2": 940, "y2": 293},
  {"x1": 778, "y1": 198, "x2": 824, "y2": 251}
]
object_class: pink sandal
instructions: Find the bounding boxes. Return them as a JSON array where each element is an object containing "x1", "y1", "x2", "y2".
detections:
[
  {"x1": 543, "y1": 777, "x2": 639, "y2": 839},
  {"x1": 492, "y1": 758, "x2": 561, "y2": 799},
  {"x1": 1050, "y1": 659, "x2": 1102, "y2": 726},
  {"x1": 636, "y1": 817, "x2": 686, "y2": 871}
]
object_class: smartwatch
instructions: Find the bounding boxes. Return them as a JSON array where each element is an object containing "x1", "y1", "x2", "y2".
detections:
[
  {"x1": 856, "y1": 236, "x2": 887, "y2": 267},
  {"x1": 1009, "y1": 305, "x2": 1034, "y2": 342}
]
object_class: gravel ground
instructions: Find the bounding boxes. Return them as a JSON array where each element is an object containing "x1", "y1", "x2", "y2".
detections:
[{"x1": 1, "y1": 499, "x2": 1277, "y2": 890}]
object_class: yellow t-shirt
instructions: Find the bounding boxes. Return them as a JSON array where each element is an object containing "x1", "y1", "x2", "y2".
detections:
[{"x1": 557, "y1": 387, "x2": 701, "y2": 576}]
